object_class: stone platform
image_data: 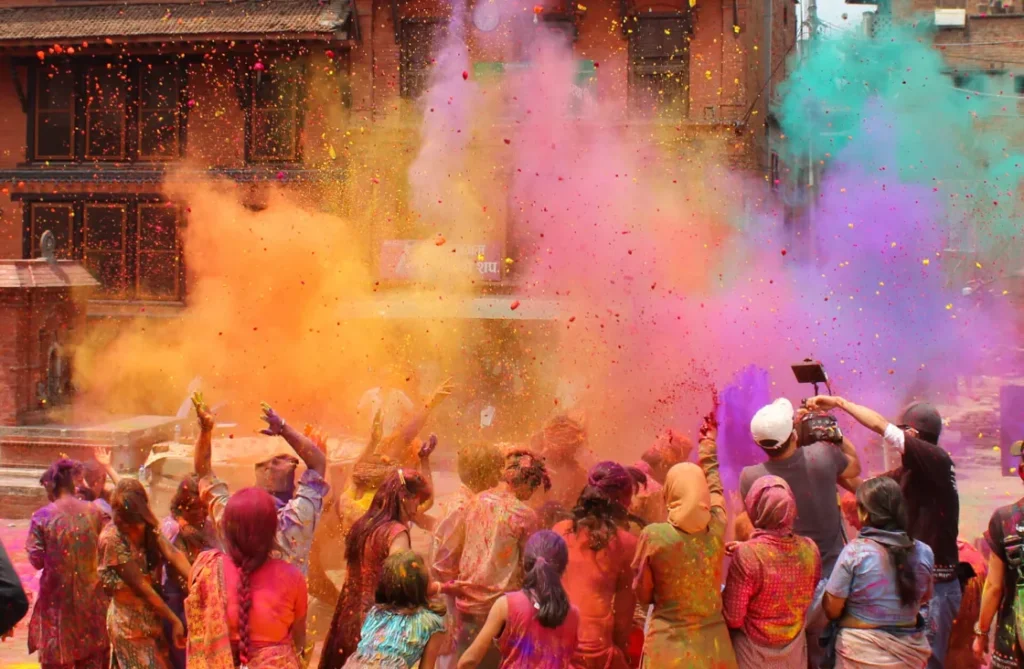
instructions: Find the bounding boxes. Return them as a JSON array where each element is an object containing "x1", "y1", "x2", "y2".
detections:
[{"x1": 0, "y1": 415, "x2": 186, "y2": 518}]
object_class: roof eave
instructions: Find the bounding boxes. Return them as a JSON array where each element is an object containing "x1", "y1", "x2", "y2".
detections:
[{"x1": 0, "y1": 31, "x2": 349, "y2": 48}]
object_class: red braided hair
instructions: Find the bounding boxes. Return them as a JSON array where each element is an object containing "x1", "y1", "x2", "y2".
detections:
[{"x1": 223, "y1": 487, "x2": 278, "y2": 666}]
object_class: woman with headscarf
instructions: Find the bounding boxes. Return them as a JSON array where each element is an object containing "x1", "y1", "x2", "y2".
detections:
[
  {"x1": 723, "y1": 475, "x2": 821, "y2": 668},
  {"x1": 823, "y1": 477, "x2": 933, "y2": 668},
  {"x1": 553, "y1": 461, "x2": 638, "y2": 669},
  {"x1": 631, "y1": 412, "x2": 737, "y2": 669}
]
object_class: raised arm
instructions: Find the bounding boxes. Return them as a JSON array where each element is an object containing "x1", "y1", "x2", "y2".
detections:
[
  {"x1": 806, "y1": 396, "x2": 889, "y2": 437},
  {"x1": 697, "y1": 411, "x2": 727, "y2": 532},
  {"x1": 396, "y1": 378, "x2": 454, "y2": 446},
  {"x1": 260, "y1": 404, "x2": 326, "y2": 477},
  {"x1": 191, "y1": 393, "x2": 215, "y2": 479},
  {"x1": 94, "y1": 447, "x2": 121, "y2": 486}
]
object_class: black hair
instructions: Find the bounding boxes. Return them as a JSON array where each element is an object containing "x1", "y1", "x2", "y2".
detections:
[
  {"x1": 857, "y1": 477, "x2": 918, "y2": 607},
  {"x1": 375, "y1": 550, "x2": 446, "y2": 616},
  {"x1": 41, "y1": 459, "x2": 82, "y2": 498},
  {"x1": 522, "y1": 530, "x2": 571, "y2": 628},
  {"x1": 345, "y1": 469, "x2": 430, "y2": 566},
  {"x1": 170, "y1": 474, "x2": 203, "y2": 519}
]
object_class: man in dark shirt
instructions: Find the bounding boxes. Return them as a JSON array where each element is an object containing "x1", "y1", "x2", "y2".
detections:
[
  {"x1": 807, "y1": 395, "x2": 960, "y2": 669},
  {"x1": 738, "y1": 397, "x2": 861, "y2": 668},
  {"x1": 0, "y1": 538, "x2": 28, "y2": 638}
]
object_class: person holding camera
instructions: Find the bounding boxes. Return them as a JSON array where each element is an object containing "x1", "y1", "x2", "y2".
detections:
[
  {"x1": 805, "y1": 396, "x2": 960, "y2": 669},
  {"x1": 737, "y1": 398, "x2": 861, "y2": 667}
]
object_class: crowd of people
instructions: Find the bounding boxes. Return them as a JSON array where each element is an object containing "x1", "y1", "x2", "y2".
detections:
[{"x1": 1, "y1": 385, "x2": 1023, "y2": 669}]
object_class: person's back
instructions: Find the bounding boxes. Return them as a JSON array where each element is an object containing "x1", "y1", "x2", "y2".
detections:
[
  {"x1": 498, "y1": 590, "x2": 580, "y2": 669},
  {"x1": 740, "y1": 442, "x2": 848, "y2": 575},
  {"x1": 829, "y1": 537, "x2": 934, "y2": 627},
  {"x1": 724, "y1": 532, "x2": 820, "y2": 647},
  {"x1": 553, "y1": 520, "x2": 636, "y2": 668},
  {"x1": 456, "y1": 489, "x2": 537, "y2": 616},
  {"x1": 223, "y1": 556, "x2": 307, "y2": 645},
  {"x1": 639, "y1": 522, "x2": 724, "y2": 625},
  {"x1": 27, "y1": 498, "x2": 107, "y2": 664}
]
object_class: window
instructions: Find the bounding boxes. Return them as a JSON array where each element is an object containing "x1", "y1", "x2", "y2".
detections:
[
  {"x1": 139, "y1": 63, "x2": 183, "y2": 160},
  {"x1": 1014, "y1": 75, "x2": 1024, "y2": 95},
  {"x1": 628, "y1": 14, "x2": 691, "y2": 116},
  {"x1": 26, "y1": 199, "x2": 185, "y2": 301},
  {"x1": 34, "y1": 69, "x2": 75, "y2": 160},
  {"x1": 84, "y1": 66, "x2": 127, "y2": 159},
  {"x1": 248, "y1": 58, "x2": 304, "y2": 162},
  {"x1": 399, "y1": 19, "x2": 443, "y2": 99},
  {"x1": 28, "y1": 203, "x2": 73, "y2": 258},
  {"x1": 951, "y1": 72, "x2": 973, "y2": 89},
  {"x1": 31, "y1": 59, "x2": 186, "y2": 162}
]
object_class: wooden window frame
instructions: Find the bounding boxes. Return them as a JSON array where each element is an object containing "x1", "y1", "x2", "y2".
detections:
[
  {"x1": 135, "y1": 203, "x2": 184, "y2": 301},
  {"x1": 245, "y1": 56, "x2": 306, "y2": 164},
  {"x1": 83, "y1": 203, "x2": 129, "y2": 297},
  {"x1": 137, "y1": 62, "x2": 184, "y2": 162},
  {"x1": 28, "y1": 58, "x2": 188, "y2": 163},
  {"x1": 627, "y1": 13, "x2": 692, "y2": 116},
  {"x1": 83, "y1": 65, "x2": 128, "y2": 161},
  {"x1": 398, "y1": 18, "x2": 444, "y2": 100},
  {"x1": 33, "y1": 68, "x2": 76, "y2": 161},
  {"x1": 22, "y1": 196, "x2": 187, "y2": 303},
  {"x1": 28, "y1": 202, "x2": 74, "y2": 257}
]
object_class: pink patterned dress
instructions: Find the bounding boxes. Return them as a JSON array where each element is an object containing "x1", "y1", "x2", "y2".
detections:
[{"x1": 27, "y1": 499, "x2": 109, "y2": 669}]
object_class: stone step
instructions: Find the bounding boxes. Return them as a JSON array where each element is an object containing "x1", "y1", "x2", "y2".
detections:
[{"x1": 0, "y1": 466, "x2": 49, "y2": 519}]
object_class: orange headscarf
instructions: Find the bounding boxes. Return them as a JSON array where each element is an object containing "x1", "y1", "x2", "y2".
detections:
[{"x1": 663, "y1": 463, "x2": 711, "y2": 533}]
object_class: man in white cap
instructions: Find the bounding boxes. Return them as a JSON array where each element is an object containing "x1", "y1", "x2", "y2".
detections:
[{"x1": 737, "y1": 397, "x2": 861, "y2": 666}]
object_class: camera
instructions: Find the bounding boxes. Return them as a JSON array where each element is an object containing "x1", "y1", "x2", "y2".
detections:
[{"x1": 791, "y1": 359, "x2": 844, "y2": 447}]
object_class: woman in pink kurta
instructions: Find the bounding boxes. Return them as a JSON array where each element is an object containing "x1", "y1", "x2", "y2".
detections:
[
  {"x1": 554, "y1": 462, "x2": 638, "y2": 669},
  {"x1": 458, "y1": 530, "x2": 580, "y2": 669}
]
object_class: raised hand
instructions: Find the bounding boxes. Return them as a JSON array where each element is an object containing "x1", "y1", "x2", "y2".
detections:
[
  {"x1": 419, "y1": 433, "x2": 438, "y2": 460},
  {"x1": 191, "y1": 392, "x2": 215, "y2": 432},
  {"x1": 94, "y1": 446, "x2": 113, "y2": 467},
  {"x1": 428, "y1": 378, "x2": 455, "y2": 409},
  {"x1": 260, "y1": 402, "x2": 286, "y2": 436}
]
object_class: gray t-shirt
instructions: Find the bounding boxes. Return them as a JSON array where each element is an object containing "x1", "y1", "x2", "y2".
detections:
[{"x1": 740, "y1": 442, "x2": 849, "y2": 576}]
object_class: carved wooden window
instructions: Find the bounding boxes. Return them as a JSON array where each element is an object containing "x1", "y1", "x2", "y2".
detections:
[
  {"x1": 399, "y1": 19, "x2": 443, "y2": 100},
  {"x1": 29, "y1": 203, "x2": 74, "y2": 258},
  {"x1": 34, "y1": 67, "x2": 75, "y2": 160},
  {"x1": 138, "y1": 62, "x2": 183, "y2": 160},
  {"x1": 249, "y1": 58, "x2": 303, "y2": 162},
  {"x1": 628, "y1": 15, "x2": 690, "y2": 115},
  {"x1": 136, "y1": 204, "x2": 183, "y2": 300}
]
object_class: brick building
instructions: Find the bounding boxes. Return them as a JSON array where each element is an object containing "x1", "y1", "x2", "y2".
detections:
[{"x1": 0, "y1": 0, "x2": 794, "y2": 315}]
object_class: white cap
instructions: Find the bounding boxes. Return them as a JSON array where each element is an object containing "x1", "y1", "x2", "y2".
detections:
[{"x1": 751, "y1": 398, "x2": 795, "y2": 446}]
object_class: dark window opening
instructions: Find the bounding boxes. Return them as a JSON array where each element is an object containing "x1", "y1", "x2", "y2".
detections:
[
  {"x1": 400, "y1": 19, "x2": 443, "y2": 100},
  {"x1": 628, "y1": 14, "x2": 691, "y2": 116},
  {"x1": 31, "y1": 59, "x2": 186, "y2": 162},
  {"x1": 34, "y1": 68, "x2": 75, "y2": 160},
  {"x1": 248, "y1": 58, "x2": 304, "y2": 162},
  {"x1": 27, "y1": 199, "x2": 185, "y2": 302},
  {"x1": 139, "y1": 63, "x2": 182, "y2": 160}
]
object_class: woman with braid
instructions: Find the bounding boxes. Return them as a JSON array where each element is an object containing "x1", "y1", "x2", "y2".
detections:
[
  {"x1": 822, "y1": 477, "x2": 933, "y2": 668},
  {"x1": 186, "y1": 487, "x2": 308, "y2": 668}
]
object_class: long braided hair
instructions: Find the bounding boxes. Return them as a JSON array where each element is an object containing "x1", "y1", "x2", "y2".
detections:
[{"x1": 222, "y1": 488, "x2": 278, "y2": 667}]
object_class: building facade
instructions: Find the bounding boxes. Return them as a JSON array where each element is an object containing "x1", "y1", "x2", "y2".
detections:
[{"x1": 0, "y1": 0, "x2": 794, "y2": 316}]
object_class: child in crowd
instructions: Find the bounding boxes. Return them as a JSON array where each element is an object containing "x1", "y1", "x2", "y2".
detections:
[
  {"x1": 344, "y1": 551, "x2": 448, "y2": 668},
  {"x1": 458, "y1": 530, "x2": 580, "y2": 669}
]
